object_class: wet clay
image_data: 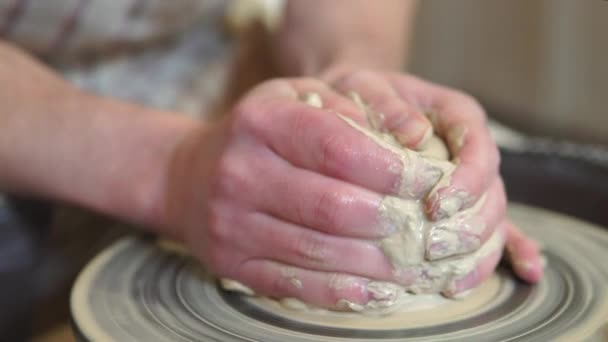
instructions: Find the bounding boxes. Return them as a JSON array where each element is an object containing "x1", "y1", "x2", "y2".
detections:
[{"x1": 247, "y1": 272, "x2": 503, "y2": 329}]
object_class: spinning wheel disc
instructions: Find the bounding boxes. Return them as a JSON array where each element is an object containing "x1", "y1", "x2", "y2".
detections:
[{"x1": 71, "y1": 204, "x2": 608, "y2": 341}]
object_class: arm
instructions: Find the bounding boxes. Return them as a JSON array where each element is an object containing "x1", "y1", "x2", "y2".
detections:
[
  {"x1": 0, "y1": 41, "x2": 197, "y2": 237},
  {"x1": 273, "y1": 0, "x2": 417, "y2": 76}
]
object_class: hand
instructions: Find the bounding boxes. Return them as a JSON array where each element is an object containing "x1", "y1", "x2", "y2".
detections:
[
  {"x1": 166, "y1": 78, "x2": 446, "y2": 309},
  {"x1": 321, "y1": 68, "x2": 543, "y2": 294}
]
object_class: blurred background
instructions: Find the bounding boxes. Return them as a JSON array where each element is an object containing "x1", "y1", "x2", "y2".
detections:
[{"x1": 411, "y1": 0, "x2": 607, "y2": 145}]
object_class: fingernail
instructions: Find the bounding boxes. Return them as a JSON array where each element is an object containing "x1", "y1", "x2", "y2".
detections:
[
  {"x1": 426, "y1": 217, "x2": 485, "y2": 260},
  {"x1": 366, "y1": 281, "x2": 404, "y2": 302},
  {"x1": 394, "y1": 119, "x2": 432, "y2": 148},
  {"x1": 443, "y1": 274, "x2": 473, "y2": 297},
  {"x1": 443, "y1": 276, "x2": 467, "y2": 297},
  {"x1": 513, "y1": 259, "x2": 533, "y2": 273},
  {"x1": 512, "y1": 256, "x2": 545, "y2": 283},
  {"x1": 301, "y1": 92, "x2": 323, "y2": 108},
  {"x1": 336, "y1": 299, "x2": 365, "y2": 312},
  {"x1": 419, "y1": 135, "x2": 451, "y2": 160},
  {"x1": 429, "y1": 190, "x2": 472, "y2": 221},
  {"x1": 330, "y1": 275, "x2": 371, "y2": 311},
  {"x1": 436, "y1": 196, "x2": 465, "y2": 220},
  {"x1": 336, "y1": 281, "x2": 408, "y2": 312},
  {"x1": 446, "y1": 125, "x2": 467, "y2": 154},
  {"x1": 416, "y1": 124, "x2": 434, "y2": 149}
]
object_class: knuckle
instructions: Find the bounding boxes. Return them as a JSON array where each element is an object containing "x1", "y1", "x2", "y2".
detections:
[
  {"x1": 293, "y1": 231, "x2": 329, "y2": 264},
  {"x1": 231, "y1": 103, "x2": 261, "y2": 134},
  {"x1": 206, "y1": 204, "x2": 231, "y2": 244},
  {"x1": 312, "y1": 188, "x2": 344, "y2": 232},
  {"x1": 213, "y1": 155, "x2": 251, "y2": 199},
  {"x1": 319, "y1": 134, "x2": 350, "y2": 175},
  {"x1": 231, "y1": 98, "x2": 278, "y2": 137}
]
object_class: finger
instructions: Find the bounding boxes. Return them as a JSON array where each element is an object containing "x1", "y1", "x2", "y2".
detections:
[
  {"x1": 505, "y1": 221, "x2": 544, "y2": 283},
  {"x1": 243, "y1": 78, "x2": 369, "y2": 126},
  {"x1": 426, "y1": 177, "x2": 506, "y2": 260},
  {"x1": 426, "y1": 94, "x2": 498, "y2": 220},
  {"x1": 331, "y1": 70, "x2": 432, "y2": 148},
  {"x1": 387, "y1": 75, "x2": 499, "y2": 220},
  {"x1": 253, "y1": 153, "x2": 392, "y2": 239},
  {"x1": 240, "y1": 212, "x2": 395, "y2": 280},
  {"x1": 442, "y1": 221, "x2": 507, "y2": 296},
  {"x1": 236, "y1": 259, "x2": 373, "y2": 310},
  {"x1": 240, "y1": 79, "x2": 445, "y2": 199},
  {"x1": 395, "y1": 221, "x2": 506, "y2": 295},
  {"x1": 443, "y1": 247, "x2": 502, "y2": 297}
]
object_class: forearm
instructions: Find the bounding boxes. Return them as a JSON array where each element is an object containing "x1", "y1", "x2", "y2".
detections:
[
  {"x1": 0, "y1": 41, "x2": 199, "y2": 233},
  {"x1": 274, "y1": 0, "x2": 417, "y2": 76}
]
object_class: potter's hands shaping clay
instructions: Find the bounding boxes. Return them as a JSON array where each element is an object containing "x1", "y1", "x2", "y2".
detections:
[
  {"x1": 323, "y1": 69, "x2": 544, "y2": 287},
  {"x1": 165, "y1": 78, "x2": 454, "y2": 310},
  {"x1": 166, "y1": 75, "x2": 542, "y2": 311}
]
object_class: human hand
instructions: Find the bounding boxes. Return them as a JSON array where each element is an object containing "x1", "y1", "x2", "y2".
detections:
[
  {"x1": 321, "y1": 68, "x2": 543, "y2": 295},
  {"x1": 164, "y1": 74, "x2": 541, "y2": 310},
  {"x1": 165, "y1": 78, "x2": 449, "y2": 309}
]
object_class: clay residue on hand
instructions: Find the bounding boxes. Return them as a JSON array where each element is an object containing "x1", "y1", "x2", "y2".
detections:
[
  {"x1": 221, "y1": 92, "x2": 488, "y2": 315},
  {"x1": 324, "y1": 92, "x2": 489, "y2": 313}
]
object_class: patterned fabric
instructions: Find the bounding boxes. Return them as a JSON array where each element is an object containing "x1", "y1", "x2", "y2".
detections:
[
  {"x1": 1, "y1": 0, "x2": 212, "y2": 59},
  {"x1": 0, "y1": 0, "x2": 232, "y2": 117}
]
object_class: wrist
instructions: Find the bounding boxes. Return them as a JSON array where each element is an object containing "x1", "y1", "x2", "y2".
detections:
[
  {"x1": 273, "y1": 0, "x2": 410, "y2": 77},
  {"x1": 123, "y1": 113, "x2": 201, "y2": 237},
  {"x1": 71, "y1": 94, "x2": 202, "y2": 238},
  {"x1": 283, "y1": 44, "x2": 402, "y2": 78},
  {"x1": 158, "y1": 118, "x2": 226, "y2": 242}
]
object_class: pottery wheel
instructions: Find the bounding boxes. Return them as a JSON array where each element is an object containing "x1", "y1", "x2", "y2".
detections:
[{"x1": 70, "y1": 203, "x2": 608, "y2": 341}]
